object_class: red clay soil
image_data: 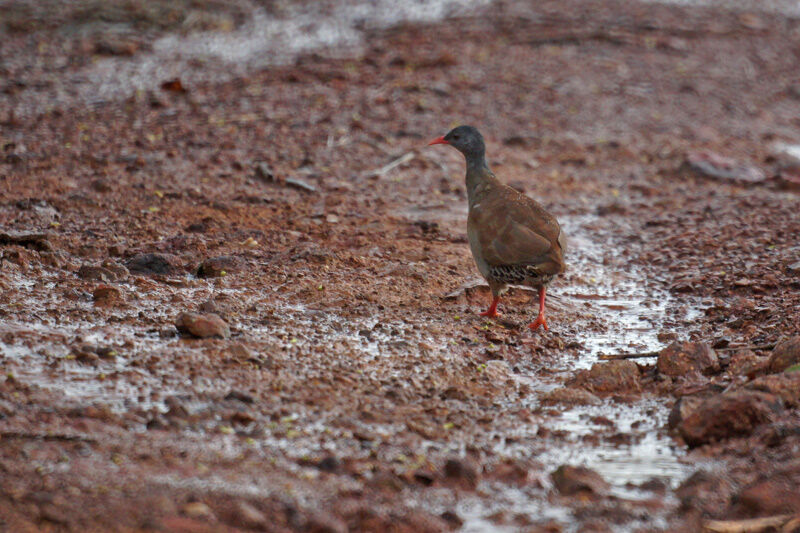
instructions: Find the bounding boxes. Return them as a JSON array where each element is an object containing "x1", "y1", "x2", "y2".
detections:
[{"x1": 1, "y1": 0, "x2": 800, "y2": 531}]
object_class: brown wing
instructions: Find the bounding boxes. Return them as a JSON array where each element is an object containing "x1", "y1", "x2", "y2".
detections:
[{"x1": 470, "y1": 184, "x2": 566, "y2": 276}]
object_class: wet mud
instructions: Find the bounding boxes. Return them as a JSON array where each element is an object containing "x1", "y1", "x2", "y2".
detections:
[{"x1": 1, "y1": 0, "x2": 800, "y2": 531}]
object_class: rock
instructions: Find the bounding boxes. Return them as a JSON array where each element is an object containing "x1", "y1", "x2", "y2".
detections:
[
  {"x1": 0, "y1": 231, "x2": 51, "y2": 251},
  {"x1": 175, "y1": 312, "x2": 230, "y2": 339},
  {"x1": 657, "y1": 341, "x2": 719, "y2": 376},
  {"x1": 572, "y1": 360, "x2": 641, "y2": 393},
  {"x1": 181, "y1": 501, "x2": 215, "y2": 520},
  {"x1": 78, "y1": 264, "x2": 117, "y2": 282},
  {"x1": 676, "y1": 470, "x2": 735, "y2": 515},
  {"x1": 285, "y1": 177, "x2": 316, "y2": 193},
  {"x1": 727, "y1": 349, "x2": 769, "y2": 376},
  {"x1": 125, "y1": 252, "x2": 179, "y2": 275},
  {"x1": 305, "y1": 510, "x2": 347, "y2": 533},
  {"x1": 233, "y1": 501, "x2": 266, "y2": 529},
  {"x1": 90, "y1": 179, "x2": 112, "y2": 192},
  {"x1": 483, "y1": 360, "x2": 512, "y2": 383},
  {"x1": 101, "y1": 260, "x2": 129, "y2": 279},
  {"x1": 95, "y1": 35, "x2": 140, "y2": 56},
  {"x1": 196, "y1": 255, "x2": 241, "y2": 278},
  {"x1": 443, "y1": 456, "x2": 480, "y2": 490},
  {"x1": 440, "y1": 511, "x2": 463, "y2": 528},
  {"x1": 667, "y1": 395, "x2": 703, "y2": 430},
  {"x1": 769, "y1": 141, "x2": 800, "y2": 168},
  {"x1": 225, "y1": 389, "x2": 255, "y2": 404},
  {"x1": 92, "y1": 284, "x2": 123, "y2": 306},
  {"x1": 685, "y1": 150, "x2": 766, "y2": 183},
  {"x1": 540, "y1": 387, "x2": 601, "y2": 406},
  {"x1": 678, "y1": 390, "x2": 784, "y2": 447},
  {"x1": 315, "y1": 455, "x2": 340, "y2": 473},
  {"x1": 768, "y1": 336, "x2": 800, "y2": 373},
  {"x1": 254, "y1": 161, "x2": 275, "y2": 182},
  {"x1": 550, "y1": 465, "x2": 609, "y2": 496},
  {"x1": 745, "y1": 372, "x2": 800, "y2": 407},
  {"x1": 736, "y1": 468, "x2": 800, "y2": 515}
]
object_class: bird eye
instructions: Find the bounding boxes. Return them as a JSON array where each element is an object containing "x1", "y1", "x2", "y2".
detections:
[{"x1": 452, "y1": 134, "x2": 460, "y2": 140}]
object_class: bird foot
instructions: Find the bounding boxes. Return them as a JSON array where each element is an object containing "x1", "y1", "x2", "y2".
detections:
[
  {"x1": 528, "y1": 314, "x2": 548, "y2": 331},
  {"x1": 479, "y1": 309, "x2": 501, "y2": 318}
]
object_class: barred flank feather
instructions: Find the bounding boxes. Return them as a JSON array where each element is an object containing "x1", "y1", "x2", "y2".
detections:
[{"x1": 488, "y1": 264, "x2": 555, "y2": 286}]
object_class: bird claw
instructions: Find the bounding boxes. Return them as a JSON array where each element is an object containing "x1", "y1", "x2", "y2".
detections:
[
  {"x1": 528, "y1": 315, "x2": 548, "y2": 331},
  {"x1": 479, "y1": 309, "x2": 501, "y2": 318}
]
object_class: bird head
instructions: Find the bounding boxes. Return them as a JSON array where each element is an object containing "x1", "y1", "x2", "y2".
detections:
[{"x1": 428, "y1": 125, "x2": 485, "y2": 160}]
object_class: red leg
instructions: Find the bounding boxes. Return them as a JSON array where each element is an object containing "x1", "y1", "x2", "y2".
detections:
[
  {"x1": 479, "y1": 296, "x2": 501, "y2": 318},
  {"x1": 528, "y1": 286, "x2": 549, "y2": 331}
]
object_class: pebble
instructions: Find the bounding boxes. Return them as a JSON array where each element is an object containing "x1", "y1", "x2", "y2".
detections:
[
  {"x1": 657, "y1": 341, "x2": 719, "y2": 376},
  {"x1": 175, "y1": 312, "x2": 230, "y2": 339},
  {"x1": 233, "y1": 501, "x2": 266, "y2": 529},
  {"x1": 181, "y1": 501, "x2": 215, "y2": 520},
  {"x1": 540, "y1": 387, "x2": 601, "y2": 406},
  {"x1": 92, "y1": 284, "x2": 123, "y2": 306},
  {"x1": 572, "y1": 360, "x2": 641, "y2": 393},
  {"x1": 125, "y1": 252, "x2": 179, "y2": 275},
  {"x1": 678, "y1": 390, "x2": 783, "y2": 447},
  {"x1": 196, "y1": 255, "x2": 241, "y2": 278},
  {"x1": 550, "y1": 465, "x2": 609, "y2": 496},
  {"x1": 768, "y1": 336, "x2": 800, "y2": 373}
]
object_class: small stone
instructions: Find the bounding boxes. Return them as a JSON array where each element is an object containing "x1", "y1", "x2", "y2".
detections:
[
  {"x1": 443, "y1": 456, "x2": 480, "y2": 490},
  {"x1": 181, "y1": 501, "x2": 214, "y2": 520},
  {"x1": 676, "y1": 470, "x2": 734, "y2": 515},
  {"x1": 768, "y1": 336, "x2": 800, "y2": 373},
  {"x1": 736, "y1": 470, "x2": 800, "y2": 515},
  {"x1": 225, "y1": 343, "x2": 254, "y2": 361},
  {"x1": 125, "y1": 252, "x2": 179, "y2": 275},
  {"x1": 657, "y1": 341, "x2": 719, "y2": 376},
  {"x1": 233, "y1": 501, "x2": 266, "y2": 529},
  {"x1": 78, "y1": 264, "x2": 117, "y2": 282},
  {"x1": 305, "y1": 510, "x2": 347, "y2": 533},
  {"x1": 0, "y1": 231, "x2": 50, "y2": 251},
  {"x1": 175, "y1": 312, "x2": 230, "y2": 339},
  {"x1": 440, "y1": 511, "x2": 463, "y2": 528},
  {"x1": 196, "y1": 255, "x2": 241, "y2": 278},
  {"x1": 92, "y1": 284, "x2": 123, "y2": 306},
  {"x1": 95, "y1": 36, "x2": 139, "y2": 56},
  {"x1": 668, "y1": 395, "x2": 703, "y2": 430},
  {"x1": 101, "y1": 260, "x2": 129, "y2": 279},
  {"x1": 225, "y1": 389, "x2": 255, "y2": 403},
  {"x1": 678, "y1": 390, "x2": 784, "y2": 447},
  {"x1": 540, "y1": 387, "x2": 601, "y2": 406},
  {"x1": 745, "y1": 372, "x2": 800, "y2": 407},
  {"x1": 685, "y1": 150, "x2": 766, "y2": 183},
  {"x1": 483, "y1": 360, "x2": 512, "y2": 382},
  {"x1": 550, "y1": 465, "x2": 609, "y2": 496},
  {"x1": 254, "y1": 161, "x2": 275, "y2": 182},
  {"x1": 90, "y1": 179, "x2": 112, "y2": 192},
  {"x1": 316, "y1": 455, "x2": 340, "y2": 473},
  {"x1": 572, "y1": 360, "x2": 641, "y2": 393}
]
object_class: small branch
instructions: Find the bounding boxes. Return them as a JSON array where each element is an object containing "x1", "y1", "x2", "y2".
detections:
[
  {"x1": 598, "y1": 343, "x2": 777, "y2": 361},
  {"x1": 0, "y1": 431, "x2": 96, "y2": 443},
  {"x1": 703, "y1": 514, "x2": 796, "y2": 533},
  {"x1": 365, "y1": 151, "x2": 415, "y2": 179},
  {"x1": 716, "y1": 342, "x2": 777, "y2": 352},
  {"x1": 598, "y1": 351, "x2": 659, "y2": 360}
]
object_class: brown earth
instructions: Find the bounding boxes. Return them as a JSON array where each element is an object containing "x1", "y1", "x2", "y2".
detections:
[{"x1": 2, "y1": 0, "x2": 800, "y2": 531}]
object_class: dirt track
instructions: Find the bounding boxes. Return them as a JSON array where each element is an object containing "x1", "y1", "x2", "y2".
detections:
[{"x1": 1, "y1": 1, "x2": 800, "y2": 531}]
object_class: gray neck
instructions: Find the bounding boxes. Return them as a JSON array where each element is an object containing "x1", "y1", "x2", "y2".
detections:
[{"x1": 465, "y1": 155, "x2": 492, "y2": 207}]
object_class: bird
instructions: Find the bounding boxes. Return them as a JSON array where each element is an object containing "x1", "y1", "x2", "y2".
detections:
[{"x1": 429, "y1": 125, "x2": 566, "y2": 331}]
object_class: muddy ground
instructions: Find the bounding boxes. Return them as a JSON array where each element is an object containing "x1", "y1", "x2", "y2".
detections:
[{"x1": 1, "y1": 0, "x2": 800, "y2": 531}]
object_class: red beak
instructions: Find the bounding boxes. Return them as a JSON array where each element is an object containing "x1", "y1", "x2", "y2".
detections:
[{"x1": 428, "y1": 136, "x2": 449, "y2": 146}]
